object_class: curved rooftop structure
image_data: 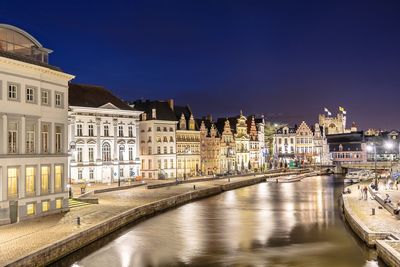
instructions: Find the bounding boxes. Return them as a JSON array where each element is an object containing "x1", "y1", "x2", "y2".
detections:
[{"x1": 0, "y1": 24, "x2": 51, "y2": 64}]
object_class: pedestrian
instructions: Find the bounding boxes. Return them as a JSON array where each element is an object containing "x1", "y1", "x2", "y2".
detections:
[
  {"x1": 363, "y1": 186, "x2": 368, "y2": 200},
  {"x1": 395, "y1": 179, "x2": 399, "y2": 190},
  {"x1": 384, "y1": 193, "x2": 391, "y2": 204}
]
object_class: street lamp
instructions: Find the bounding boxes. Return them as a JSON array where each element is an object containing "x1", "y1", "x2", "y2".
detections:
[
  {"x1": 367, "y1": 143, "x2": 378, "y2": 190},
  {"x1": 385, "y1": 140, "x2": 394, "y2": 178},
  {"x1": 68, "y1": 141, "x2": 76, "y2": 198}
]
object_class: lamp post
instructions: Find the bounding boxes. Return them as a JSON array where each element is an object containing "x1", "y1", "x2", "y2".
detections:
[
  {"x1": 367, "y1": 143, "x2": 378, "y2": 190},
  {"x1": 384, "y1": 140, "x2": 394, "y2": 178},
  {"x1": 68, "y1": 141, "x2": 76, "y2": 198}
]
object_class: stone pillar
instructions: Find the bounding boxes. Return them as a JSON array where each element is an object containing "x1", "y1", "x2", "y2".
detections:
[
  {"x1": 37, "y1": 118, "x2": 41, "y2": 154},
  {"x1": 51, "y1": 122, "x2": 55, "y2": 154},
  {"x1": 21, "y1": 116, "x2": 26, "y2": 154},
  {"x1": 2, "y1": 114, "x2": 7, "y2": 154},
  {"x1": 96, "y1": 117, "x2": 101, "y2": 160},
  {"x1": 1, "y1": 166, "x2": 6, "y2": 201},
  {"x1": 113, "y1": 118, "x2": 118, "y2": 160}
]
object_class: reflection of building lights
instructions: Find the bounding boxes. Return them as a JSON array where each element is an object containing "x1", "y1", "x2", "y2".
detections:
[{"x1": 119, "y1": 245, "x2": 133, "y2": 267}]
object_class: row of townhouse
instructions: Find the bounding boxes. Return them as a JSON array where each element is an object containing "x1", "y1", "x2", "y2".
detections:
[{"x1": 273, "y1": 121, "x2": 331, "y2": 166}]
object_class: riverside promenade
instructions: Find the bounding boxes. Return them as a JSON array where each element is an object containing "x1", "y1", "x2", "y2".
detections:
[
  {"x1": 0, "y1": 171, "x2": 303, "y2": 267},
  {"x1": 343, "y1": 182, "x2": 400, "y2": 266}
]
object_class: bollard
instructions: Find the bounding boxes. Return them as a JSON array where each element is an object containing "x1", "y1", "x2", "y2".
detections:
[
  {"x1": 372, "y1": 208, "x2": 375, "y2": 215},
  {"x1": 193, "y1": 185, "x2": 196, "y2": 190},
  {"x1": 76, "y1": 216, "x2": 81, "y2": 226}
]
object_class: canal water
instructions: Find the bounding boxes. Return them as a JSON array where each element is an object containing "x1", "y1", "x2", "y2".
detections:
[{"x1": 54, "y1": 175, "x2": 385, "y2": 267}]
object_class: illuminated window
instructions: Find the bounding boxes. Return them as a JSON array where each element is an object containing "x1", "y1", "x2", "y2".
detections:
[
  {"x1": 41, "y1": 166, "x2": 49, "y2": 194},
  {"x1": 41, "y1": 124, "x2": 49, "y2": 153},
  {"x1": 25, "y1": 167, "x2": 35, "y2": 196},
  {"x1": 55, "y1": 126, "x2": 62, "y2": 153},
  {"x1": 54, "y1": 165, "x2": 63, "y2": 193},
  {"x1": 42, "y1": 201, "x2": 49, "y2": 212},
  {"x1": 26, "y1": 203, "x2": 36, "y2": 215},
  {"x1": 7, "y1": 167, "x2": 18, "y2": 198},
  {"x1": 56, "y1": 198, "x2": 62, "y2": 209}
]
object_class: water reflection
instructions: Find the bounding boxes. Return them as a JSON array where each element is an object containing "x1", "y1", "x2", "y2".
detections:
[{"x1": 54, "y1": 176, "x2": 384, "y2": 267}]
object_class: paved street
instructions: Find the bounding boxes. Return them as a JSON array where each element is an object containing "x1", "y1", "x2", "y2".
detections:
[{"x1": 0, "y1": 175, "x2": 260, "y2": 266}]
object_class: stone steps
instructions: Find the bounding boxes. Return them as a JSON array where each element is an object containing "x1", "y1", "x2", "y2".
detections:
[{"x1": 68, "y1": 199, "x2": 91, "y2": 209}]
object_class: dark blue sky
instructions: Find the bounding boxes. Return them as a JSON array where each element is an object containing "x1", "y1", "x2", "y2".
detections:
[{"x1": 1, "y1": 0, "x2": 400, "y2": 129}]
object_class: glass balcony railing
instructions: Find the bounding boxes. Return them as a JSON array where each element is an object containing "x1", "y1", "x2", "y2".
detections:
[{"x1": 0, "y1": 40, "x2": 49, "y2": 64}]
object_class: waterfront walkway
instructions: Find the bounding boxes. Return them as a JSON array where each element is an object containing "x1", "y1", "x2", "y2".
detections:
[
  {"x1": 343, "y1": 181, "x2": 400, "y2": 265},
  {"x1": 0, "y1": 174, "x2": 266, "y2": 266}
]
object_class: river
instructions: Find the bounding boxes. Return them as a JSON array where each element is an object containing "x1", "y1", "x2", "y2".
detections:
[{"x1": 53, "y1": 175, "x2": 385, "y2": 267}]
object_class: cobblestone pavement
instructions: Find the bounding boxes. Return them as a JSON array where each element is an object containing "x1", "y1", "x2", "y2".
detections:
[{"x1": 0, "y1": 175, "x2": 261, "y2": 266}]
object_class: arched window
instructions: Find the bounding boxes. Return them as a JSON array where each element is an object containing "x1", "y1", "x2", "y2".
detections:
[{"x1": 102, "y1": 143, "x2": 111, "y2": 161}]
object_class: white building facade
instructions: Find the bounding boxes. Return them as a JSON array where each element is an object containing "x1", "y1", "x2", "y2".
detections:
[
  {"x1": 133, "y1": 100, "x2": 177, "y2": 179},
  {"x1": 0, "y1": 24, "x2": 74, "y2": 224},
  {"x1": 68, "y1": 84, "x2": 141, "y2": 184}
]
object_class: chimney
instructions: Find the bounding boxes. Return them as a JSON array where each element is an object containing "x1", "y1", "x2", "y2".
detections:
[{"x1": 168, "y1": 99, "x2": 174, "y2": 110}]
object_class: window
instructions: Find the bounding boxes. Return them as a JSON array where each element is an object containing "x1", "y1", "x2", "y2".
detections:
[
  {"x1": 104, "y1": 125, "x2": 109, "y2": 137},
  {"x1": 41, "y1": 166, "x2": 49, "y2": 195},
  {"x1": 8, "y1": 122, "x2": 18, "y2": 154},
  {"x1": 25, "y1": 167, "x2": 35, "y2": 196},
  {"x1": 120, "y1": 168, "x2": 124, "y2": 177},
  {"x1": 42, "y1": 201, "x2": 49, "y2": 212},
  {"x1": 78, "y1": 170, "x2": 82, "y2": 180},
  {"x1": 157, "y1": 127, "x2": 161, "y2": 132},
  {"x1": 170, "y1": 147, "x2": 173, "y2": 154},
  {"x1": 148, "y1": 136, "x2": 152, "y2": 143},
  {"x1": 26, "y1": 87, "x2": 35, "y2": 102},
  {"x1": 170, "y1": 159, "x2": 174, "y2": 169},
  {"x1": 158, "y1": 159, "x2": 161, "y2": 169},
  {"x1": 129, "y1": 147, "x2": 133, "y2": 161},
  {"x1": 119, "y1": 146, "x2": 124, "y2": 161},
  {"x1": 56, "y1": 198, "x2": 62, "y2": 209},
  {"x1": 55, "y1": 92, "x2": 63, "y2": 107},
  {"x1": 157, "y1": 146, "x2": 161, "y2": 154},
  {"x1": 163, "y1": 127, "x2": 167, "y2": 132},
  {"x1": 128, "y1": 126, "x2": 133, "y2": 137},
  {"x1": 77, "y1": 124, "x2": 83, "y2": 137},
  {"x1": 163, "y1": 147, "x2": 167, "y2": 154},
  {"x1": 170, "y1": 136, "x2": 174, "y2": 142},
  {"x1": 25, "y1": 124, "x2": 35, "y2": 154},
  {"x1": 169, "y1": 127, "x2": 173, "y2": 132},
  {"x1": 102, "y1": 143, "x2": 111, "y2": 161},
  {"x1": 118, "y1": 126, "x2": 123, "y2": 137},
  {"x1": 164, "y1": 159, "x2": 168, "y2": 169},
  {"x1": 26, "y1": 203, "x2": 36, "y2": 215},
  {"x1": 55, "y1": 126, "x2": 62, "y2": 153},
  {"x1": 7, "y1": 167, "x2": 18, "y2": 198},
  {"x1": 89, "y1": 147, "x2": 94, "y2": 162},
  {"x1": 148, "y1": 159, "x2": 152, "y2": 169},
  {"x1": 148, "y1": 147, "x2": 152, "y2": 155},
  {"x1": 8, "y1": 84, "x2": 18, "y2": 100},
  {"x1": 142, "y1": 159, "x2": 145, "y2": 169},
  {"x1": 148, "y1": 127, "x2": 152, "y2": 132},
  {"x1": 77, "y1": 147, "x2": 83, "y2": 162},
  {"x1": 41, "y1": 90, "x2": 50, "y2": 105},
  {"x1": 41, "y1": 124, "x2": 49, "y2": 153},
  {"x1": 89, "y1": 169, "x2": 94, "y2": 180},
  {"x1": 88, "y1": 125, "x2": 94, "y2": 137},
  {"x1": 54, "y1": 165, "x2": 63, "y2": 193}
]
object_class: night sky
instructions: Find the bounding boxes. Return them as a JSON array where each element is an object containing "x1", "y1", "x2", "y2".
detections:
[{"x1": 1, "y1": 1, "x2": 400, "y2": 129}]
